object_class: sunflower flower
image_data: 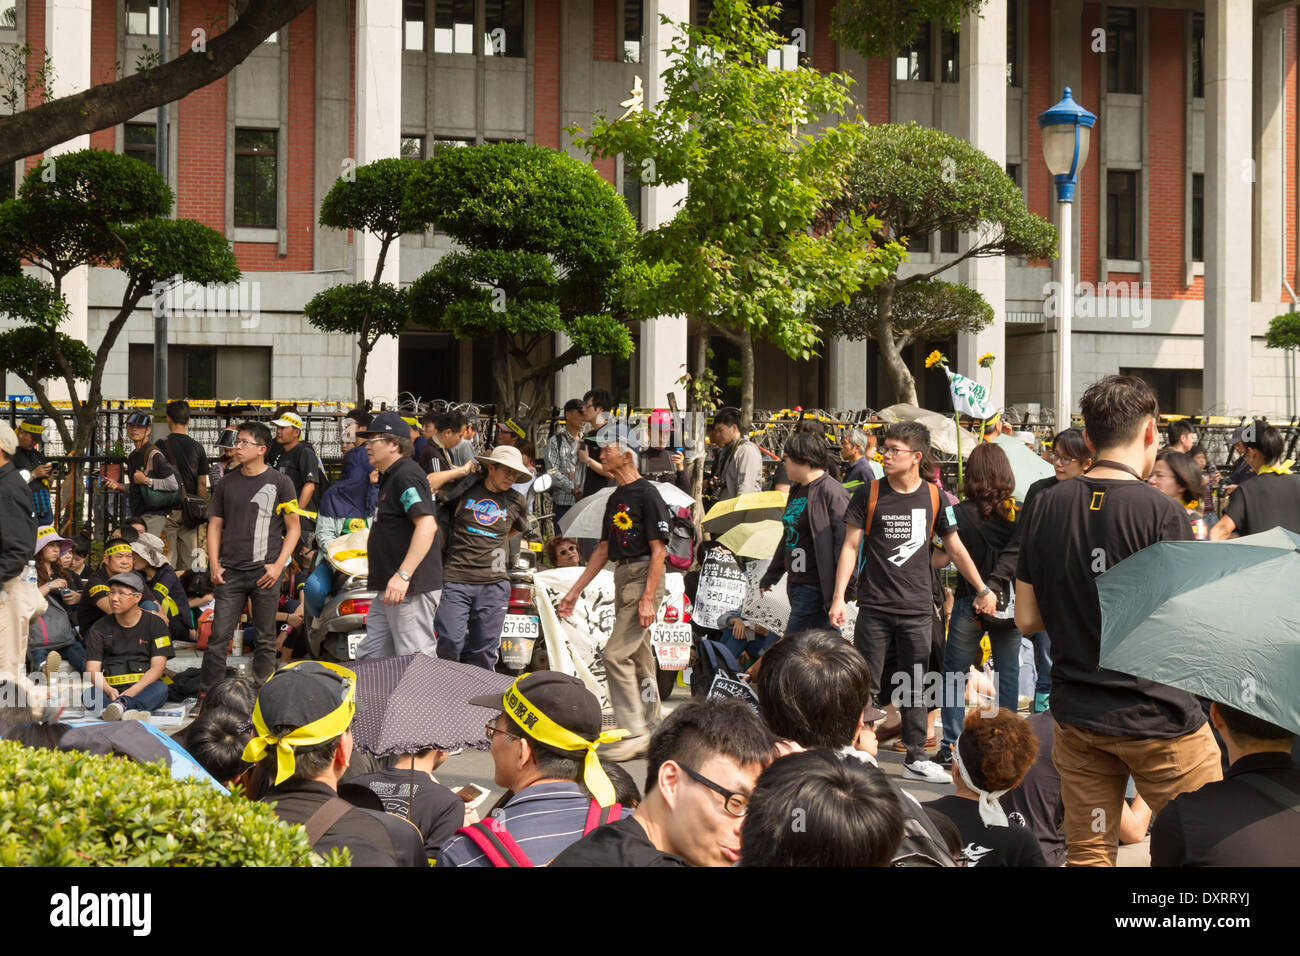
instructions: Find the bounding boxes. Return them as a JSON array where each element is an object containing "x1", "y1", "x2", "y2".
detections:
[
  {"x1": 612, "y1": 510, "x2": 634, "y2": 531},
  {"x1": 925, "y1": 350, "x2": 946, "y2": 369},
  {"x1": 978, "y1": 352, "x2": 996, "y2": 368}
]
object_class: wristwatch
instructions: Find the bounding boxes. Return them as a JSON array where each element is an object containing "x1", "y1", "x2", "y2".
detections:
[
  {"x1": 396, "y1": 570, "x2": 412, "y2": 582},
  {"x1": 977, "y1": 586, "x2": 994, "y2": 600}
]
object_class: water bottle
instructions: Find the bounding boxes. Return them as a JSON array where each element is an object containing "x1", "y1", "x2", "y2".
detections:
[{"x1": 23, "y1": 561, "x2": 37, "y2": 585}]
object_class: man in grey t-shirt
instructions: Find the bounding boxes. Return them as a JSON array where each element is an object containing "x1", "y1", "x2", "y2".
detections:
[{"x1": 202, "y1": 420, "x2": 300, "y2": 690}]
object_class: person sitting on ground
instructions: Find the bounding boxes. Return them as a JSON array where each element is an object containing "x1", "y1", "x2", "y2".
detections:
[
  {"x1": 185, "y1": 708, "x2": 254, "y2": 788},
  {"x1": 85, "y1": 572, "x2": 175, "y2": 721},
  {"x1": 78, "y1": 540, "x2": 138, "y2": 638},
  {"x1": 739, "y1": 749, "x2": 904, "y2": 867},
  {"x1": 551, "y1": 698, "x2": 776, "y2": 867},
  {"x1": 1211, "y1": 418, "x2": 1300, "y2": 538},
  {"x1": 62, "y1": 536, "x2": 90, "y2": 592},
  {"x1": 248, "y1": 661, "x2": 425, "y2": 867},
  {"x1": 130, "y1": 533, "x2": 195, "y2": 645},
  {"x1": 927, "y1": 708, "x2": 1046, "y2": 867},
  {"x1": 1150, "y1": 703, "x2": 1300, "y2": 866},
  {"x1": 351, "y1": 748, "x2": 467, "y2": 863},
  {"x1": 29, "y1": 527, "x2": 86, "y2": 674},
  {"x1": 1147, "y1": 448, "x2": 1208, "y2": 539},
  {"x1": 545, "y1": 536, "x2": 582, "y2": 569},
  {"x1": 440, "y1": 672, "x2": 630, "y2": 867}
]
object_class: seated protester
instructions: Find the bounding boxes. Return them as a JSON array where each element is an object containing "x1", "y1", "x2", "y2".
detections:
[
  {"x1": 30, "y1": 527, "x2": 86, "y2": 673},
  {"x1": 440, "y1": 672, "x2": 630, "y2": 867},
  {"x1": 924, "y1": 806, "x2": 965, "y2": 865},
  {"x1": 129, "y1": 533, "x2": 194, "y2": 645},
  {"x1": 172, "y1": 676, "x2": 255, "y2": 750},
  {"x1": 314, "y1": 438, "x2": 378, "y2": 551},
  {"x1": 545, "y1": 536, "x2": 582, "y2": 569},
  {"x1": 60, "y1": 536, "x2": 90, "y2": 594},
  {"x1": 1150, "y1": 702, "x2": 1300, "y2": 866},
  {"x1": 181, "y1": 569, "x2": 214, "y2": 612},
  {"x1": 351, "y1": 748, "x2": 466, "y2": 863},
  {"x1": 79, "y1": 540, "x2": 140, "y2": 637},
  {"x1": 551, "y1": 698, "x2": 777, "y2": 867},
  {"x1": 85, "y1": 572, "x2": 175, "y2": 721},
  {"x1": 185, "y1": 708, "x2": 254, "y2": 788},
  {"x1": 246, "y1": 661, "x2": 425, "y2": 867},
  {"x1": 927, "y1": 708, "x2": 1047, "y2": 867},
  {"x1": 598, "y1": 760, "x2": 642, "y2": 809},
  {"x1": 739, "y1": 750, "x2": 904, "y2": 867}
]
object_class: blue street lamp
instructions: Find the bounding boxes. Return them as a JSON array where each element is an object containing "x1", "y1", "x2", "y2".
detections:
[{"x1": 1037, "y1": 87, "x2": 1097, "y2": 429}]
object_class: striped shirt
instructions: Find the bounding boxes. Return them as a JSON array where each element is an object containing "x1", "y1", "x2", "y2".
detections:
[{"x1": 437, "y1": 782, "x2": 591, "y2": 867}]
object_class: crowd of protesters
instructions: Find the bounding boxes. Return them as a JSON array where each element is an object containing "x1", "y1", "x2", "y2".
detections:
[{"x1": 2, "y1": 373, "x2": 1299, "y2": 868}]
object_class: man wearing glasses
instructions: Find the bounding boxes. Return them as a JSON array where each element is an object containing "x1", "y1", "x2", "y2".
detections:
[
  {"x1": 202, "y1": 421, "x2": 300, "y2": 691},
  {"x1": 552, "y1": 699, "x2": 777, "y2": 867},
  {"x1": 829, "y1": 421, "x2": 993, "y2": 785}
]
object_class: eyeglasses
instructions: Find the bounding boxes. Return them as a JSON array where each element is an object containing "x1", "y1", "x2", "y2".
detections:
[
  {"x1": 679, "y1": 764, "x2": 749, "y2": 817},
  {"x1": 484, "y1": 721, "x2": 520, "y2": 742},
  {"x1": 557, "y1": 546, "x2": 579, "y2": 556},
  {"x1": 233, "y1": 439, "x2": 264, "y2": 448},
  {"x1": 1051, "y1": 455, "x2": 1076, "y2": 466},
  {"x1": 879, "y1": 445, "x2": 918, "y2": 459}
]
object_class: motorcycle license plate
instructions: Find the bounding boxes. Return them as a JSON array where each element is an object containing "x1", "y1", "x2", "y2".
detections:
[
  {"x1": 653, "y1": 623, "x2": 693, "y2": 670},
  {"x1": 345, "y1": 632, "x2": 366, "y2": 659},
  {"x1": 499, "y1": 636, "x2": 537, "y2": 670},
  {"x1": 500, "y1": 615, "x2": 540, "y2": 639}
]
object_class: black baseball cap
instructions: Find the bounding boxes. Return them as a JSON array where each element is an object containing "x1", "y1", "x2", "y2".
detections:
[
  {"x1": 357, "y1": 410, "x2": 408, "y2": 437},
  {"x1": 255, "y1": 661, "x2": 355, "y2": 732},
  {"x1": 469, "y1": 672, "x2": 603, "y2": 742}
]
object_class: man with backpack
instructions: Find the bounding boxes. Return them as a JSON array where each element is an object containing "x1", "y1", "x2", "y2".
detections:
[
  {"x1": 829, "y1": 421, "x2": 994, "y2": 785},
  {"x1": 159, "y1": 400, "x2": 209, "y2": 572},
  {"x1": 351, "y1": 411, "x2": 442, "y2": 660},
  {"x1": 103, "y1": 412, "x2": 180, "y2": 539},
  {"x1": 439, "y1": 672, "x2": 629, "y2": 867}
]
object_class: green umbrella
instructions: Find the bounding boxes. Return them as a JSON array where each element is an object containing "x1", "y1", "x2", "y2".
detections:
[
  {"x1": 991, "y1": 434, "x2": 1055, "y2": 502},
  {"x1": 1098, "y1": 527, "x2": 1300, "y2": 735}
]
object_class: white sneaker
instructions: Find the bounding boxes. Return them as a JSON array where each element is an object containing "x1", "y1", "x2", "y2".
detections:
[
  {"x1": 101, "y1": 701, "x2": 126, "y2": 721},
  {"x1": 903, "y1": 759, "x2": 953, "y2": 784}
]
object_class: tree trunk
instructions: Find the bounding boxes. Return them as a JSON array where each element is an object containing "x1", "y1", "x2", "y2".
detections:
[
  {"x1": 492, "y1": 332, "x2": 515, "y2": 418},
  {"x1": 875, "y1": 280, "x2": 918, "y2": 406},
  {"x1": 739, "y1": 328, "x2": 755, "y2": 430},
  {"x1": 690, "y1": 325, "x2": 710, "y2": 507},
  {"x1": 355, "y1": 339, "x2": 371, "y2": 410}
]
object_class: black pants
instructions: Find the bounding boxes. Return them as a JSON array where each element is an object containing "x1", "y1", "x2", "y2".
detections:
[{"x1": 854, "y1": 610, "x2": 932, "y2": 764}]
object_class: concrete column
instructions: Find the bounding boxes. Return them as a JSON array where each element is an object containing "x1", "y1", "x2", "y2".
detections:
[
  {"x1": 44, "y1": 0, "x2": 92, "y2": 402},
  {"x1": 355, "y1": 0, "x2": 402, "y2": 404},
  {"x1": 956, "y1": 0, "x2": 1006, "y2": 412},
  {"x1": 1204, "y1": 0, "x2": 1254, "y2": 414},
  {"x1": 638, "y1": 0, "x2": 689, "y2": 409},
  {"x1": 825, "y1": 337, "x2": 868, "y2": 409},
  {"x1": 554, "y1": 333, "x2": 592, "y2": 403},
  {"x1": 1254, "y1": 12, "x2": 1285, "y2": 303}
]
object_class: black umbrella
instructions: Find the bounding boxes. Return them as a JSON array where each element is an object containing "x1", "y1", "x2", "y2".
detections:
[{"x1": 350, "y1": 654, "x2": 515, "y2": 757}]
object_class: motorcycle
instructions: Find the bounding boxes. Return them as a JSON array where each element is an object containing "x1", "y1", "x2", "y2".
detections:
[{"x1": 307, "y1": 529, "x2": 379, "y2": 662}]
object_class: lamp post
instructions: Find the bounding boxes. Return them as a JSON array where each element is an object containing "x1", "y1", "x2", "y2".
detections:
[{"x1": 1037, "y1": 87, "x2": 1096, "y2": 432}]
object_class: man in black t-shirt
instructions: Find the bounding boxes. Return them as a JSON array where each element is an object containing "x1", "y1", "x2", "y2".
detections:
[
  {"x1": 433, "y1": 444, "x2": 530, "y2": 670},
  {"x1": 576, "y1": 389, "x2": 615, "y2": 498},
  {"x1": 1014, "y1": 375, "x2": 1221, "y2": 867},
  {"x1": 203, "y1": 421, "x2": 300, "y2": 690},
  {"x1": 351, "y1": 747, "x2": 465, "y2": 862},
  {"x1": 78, "y1": 541, "x2": 137, "y2": 637},
  {"x1": 271, "y1": 410, "x2": 328, "y2": 515},
  {"x1": 86, "y1": 572, "x2": 175, "y2": 720},
  {"x1": 159, "y1": 400, "x2": 209, "y2": 572},
  {"x1": 558, "y1": 424, "x2": 672, "y2": 761},
  {"x1": 829, "y1": 422, "x2": 992, "y2": 784},
  {"x1": 103, "y1": 412, "x2": 179, "y2": 539},
  {"x1": 1211, "y1": 418, "x2": 1300, "y2": 539},
  {"x1": 353, "y1": 411, "x2": 443, "y2": 660}
]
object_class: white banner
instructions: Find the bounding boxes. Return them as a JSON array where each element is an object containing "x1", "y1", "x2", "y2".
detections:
[{"x1": 944, "y1": 367, "x2": 995, "y2": 420}]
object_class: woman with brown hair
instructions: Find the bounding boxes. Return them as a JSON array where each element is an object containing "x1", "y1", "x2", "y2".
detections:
[
  {"x1": 1148, "y1": 448, "x2": 1208, "y2": 540},
  {"x1": 928, "y1": 708, "x2": 1046, "y2": 866},
  {"x1": 934, "y1": 442, "x2": 1023, "y2": 772}
]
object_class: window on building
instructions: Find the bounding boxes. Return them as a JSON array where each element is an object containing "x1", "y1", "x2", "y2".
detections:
[
  {"x1": 129, "y1": 345, "x2": 273, "y2": 400},
  {"x1": 126, "y1": 0, "x2": 158, "y2": 36},
  {"x1": 895, "y1": 25, "x2": 932, "y2": 82},
  {"x1": 1106, "y1": 7, "x2": 1139, "y2": 94},
  {"x1": 940, "y1": 229, "x2": 958, "y2": 254},
  {"x1": 775, "y1": 0, "x2": 806, "y2": 62},
  {"x1": 234, "y1": 128, "x2": 277, "y2": 229},
  {"x1": 1119, "y1": 367, "x2": 1203, "y2": 416},
  {"x1": 433, "y1": 137, "x2": 472, "y2": 153},
  {"x1": 906, "y1": 232, "x2": 930, "y2": 254},
  {"x1": 621, "y1": 155, "x2": 642, "y2": 230},
  {"x1": 1191, "y1": 172, "x2": 1204, "y2": 262},
  {"x1": 622, "y1": 0, "x2": 643, "y2": 63},
  {"x1": 484, "y1": 0, "x2": 525, "y2": 57},
  {"x1": 1107, "y1": 170, "x2": 1138, "y2": 261},
  {"x1": 1006, "y1": 162, "x2": 1021, "y2": 187},
  {"x1": 124, "y1": 123, "x2": 158, "y2": 171},
  {"x1": 1191, "y1": 14, "x2": 1204, "y2": 99},
  {"x1": 434, "y1": 0, "x2": 474, "y2": 54},
  {"x1": 234, "y1": 0, "x2": 277, "y2": 43},
  {"x1": 401, "y1": 135, "x2": 426, "y2": 160},
  {"x1": 404, "y1": 0, "x2": 426, "y2": 50},
  {"x1": 941, "y1": 28, "x2": 959, "y2": 83},
  {"x1": 1006, "y1": 0, "x2": 1019, "y2": 86},
  {"x1": 0, "y1": 1, "x2": 15, "y2": 29},
  {"x1": 695, "y1": 0, "x2": 714, "y2": 27}
]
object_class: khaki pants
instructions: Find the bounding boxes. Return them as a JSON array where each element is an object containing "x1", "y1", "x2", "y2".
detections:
[
  {"x1": 0, "y1": 578, "x2": 46, "y2": 694},
  {"x1": 164, "y1": 510, "x2": 200, "y2": 572},
  {"x1": 603, "y1": 561, "x2": 665, "y2": 737},
  {"x1": 1053, "y1": 718, "x2": 1223, "y2": 867},
  {"x1": 141, "y1": 512, "x2": 168, "y2": 540}
]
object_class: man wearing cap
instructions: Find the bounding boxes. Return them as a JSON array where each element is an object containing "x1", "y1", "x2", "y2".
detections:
[
  {"x1": 434, "y1": 444, "x2": 531, "y2": 670},
  {"x1": 203, "y1": 421, "x2": 301, "y2": 690},
  {"x1": 85, "y1": 571, "x2": 175, "y2": 720},
  {"x1": 557, "y1": 423, "x2": 672, "y2": 761},
  {"x1": 351, "y1": 410, "x2": 442, "y2": 660},
  {"x1": 545, "y1": 399, "x2": 587, "y2": 523},
  {"x1": 270, "y1": 410, "x2": 328, "y2": 516},
  {"x1": 129, "y1": 532, "x2": 194, "y2": 647},
  {"x1": 247, "y1": 661, "x2": 426, "y2": 866},
  {"x1": 13, "y1": 418, "x2": 55, "y2": 527},
  {"x1": 0, "y1": 420, "x2": 41, "y2": 686},
  {"x1": 102, "y1": 412, "x2": 179, "y2": 539},
  {"x1": 439, "y1": 672, "x2": 629, "y2": 867}
]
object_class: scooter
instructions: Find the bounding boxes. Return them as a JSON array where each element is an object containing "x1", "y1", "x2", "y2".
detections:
[{"x1": 307, "y1": 530, "x2": 379, "y2": 662}]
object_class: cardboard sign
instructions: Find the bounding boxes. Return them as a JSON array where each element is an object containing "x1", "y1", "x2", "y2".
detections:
[
  {"x1": 707, "y1": 672, "x2": 760, "y2": 715},
  {"x1": 693, "y1": 550, "x2": 749, "y2": 630}
]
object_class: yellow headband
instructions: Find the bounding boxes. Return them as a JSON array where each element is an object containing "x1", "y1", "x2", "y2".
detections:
[
  {"x1": 503, "y1": 418, "x2": 526, "y2": 439},
  {"x1": 242, "y1": 660, "x2": 357, "y2": 786},
  {"x1": 502, "y1": 678, "x2": 628, "y2": 807},
  {"x1": 18, "y1": 422, "x2": 43, "y2": 435},
  {"x1": 104, "y1": 542, "x2": 133, "y2": 558}
]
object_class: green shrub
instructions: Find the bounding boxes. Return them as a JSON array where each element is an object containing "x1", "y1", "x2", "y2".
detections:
[{"x1": 0, "y1": 741, "x2": 349, "y2": 866}]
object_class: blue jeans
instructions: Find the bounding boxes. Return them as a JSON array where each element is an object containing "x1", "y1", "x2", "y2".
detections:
[
  {"x1": 91, "y1": 679, "x2": 169, "y2": 714},
  {"x1": 435, "y1": 579, "x2": 511, "y2": 670},
  {"x1": 940, "y1": 601, "x2": 1022, "y2": 751},
  {"x1": 30, "y1": 640, "x2": 87, "y2": 673},
  {"x1": 305, "y1": 560, "x2": 333, "y2": 618},
  {"x1": 1028, "y1": 631, "x2": 1051, "y2": 695},
  {"x1": 717, "y1": 622, "x2": 781, "y2": 662},
  {"x1": 782, "y1": 584, "x2": 834, "y2": 636}
]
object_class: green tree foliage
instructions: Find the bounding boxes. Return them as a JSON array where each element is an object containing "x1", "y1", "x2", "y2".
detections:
[
  {"x1": 831, "y1": 0, "x2": 988, "y2": 60},
  {"x1": 310, "y1": 158, "x2": 425, "y2": 406},
  {"x1": 0, "y1": 741, "x2": 347, "y2": 866},
  {"x1": 405, "y1": 142, "x2": 638, "y2": 421},
  {"x1": 825, "y1": 122, "x2": 1056, "y2": 405},
  {"x1": 820, "y1": 279, "x2": 993, "y2": 350},
  {"x1": 1265, "y1": 312, "x2": 1300, "y2": 351},
  {"x1": 0, "y1": 150, "x2": 238, "y2": 456},
  {"x1": 572, "y1": 0, "x2": 901, "y2": 426}
]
